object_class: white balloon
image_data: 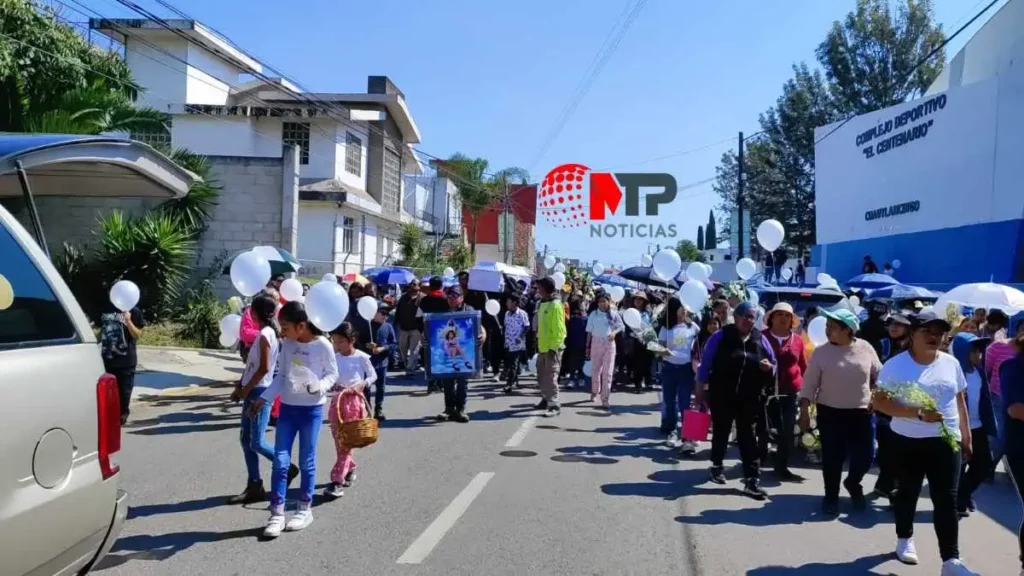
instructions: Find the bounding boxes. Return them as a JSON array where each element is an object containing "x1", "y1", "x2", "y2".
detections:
[
  {"x1": 357, "y1": 295, "x2": 378, "y2": 321},
  {"x1": 442, "y1": 267, "x2": 456, "y2": 279},
  {"x1": 582, "y1": 360, "x2": 593, "y2": 377},
  {"x1": 892, "y1": 259, "x2": 902, "y2": 269},
  {"x1": 679, "y1": 280, "x2": 709, "y2": 312},
  {"x1": 219, "y1": 313, "x2": 242, "y2": 338},
  {"x1": 322, "y1": 273, "x2": 337, "y2": 283},
  {"x1": 609, "y1": 285, "x2": 626, "y2": 303},
  {"x1": 849, "y1": 295, "x2": 861, "y2": 307},
  {"x1": 230, "y1": 250, "x2": 272, "y2": 297},
  {"x1": 781, "y1": 268, "x2": 793, "y2": 280},
  {"x1": 735, "y1": 258, "x2": 757, "y2": 280},
  {"x1": 652, "y1": 248, "x2": 682, "y2": 281},
  {"x1": 816, "y1": 272, "x2": 833, "y2": 285},
  {"x1": 553, "y1": 262, "x2": 566, "y2": 274},
  {"x1": 551, "y1": 272, "x2": 566, "y2": 290},
  {"x1": 485, "y1": 299, "x2": 501, "y2": 316},
  {"x1": 218, "y1": 331, "x2": 238, "y2": 348},
  {"x1": 686, "y1": 261, "x2": 708, "y2": 283},
  {"x1": 756, "y1": 219, "x2": 785, "y2": 252},
  {"x1": 640, "y1": 253, "x2": 653, "y2": 267},
  {"x1": 306, "y1": 281, "x2": 350, "y2": 332},
  {"x1": 622, "y1": 308, "x2": 642, "y2": 330},
  {"x1": 109, "y1": 280, "x2": 140, "y2": 312},
  {"x1": 592, "y1": 262, "x2": 605, "y2": 276},
  {"x1": 543, "y1": 255, "x2": 557, "y2": 270},
  {"x1": 807, "y1": 316, "x2": 828, "y2": 346},
  {"x1": 279, "y1": 278, "x2": 303, "y2": 302},
  {"x1": 703, "y1": 262, "x2": 714, "y2": 279}
]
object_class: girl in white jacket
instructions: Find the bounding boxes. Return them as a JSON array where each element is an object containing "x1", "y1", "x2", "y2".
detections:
[{"x1": 251, "y1": 301, "x2": 338, "y2": 538}]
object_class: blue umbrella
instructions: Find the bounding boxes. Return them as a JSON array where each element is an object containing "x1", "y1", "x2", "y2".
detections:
[
  {"x1": 865, "y1": 284, "x2": 937, "y2": 301},
  {"x1": 367, "y1": 266, "x2": 416, "y2": 285},
  {"x1": 593, "y1": 273, "x2": 641, "y2": 289},
  {"x1": 846, "y1": 273, "x2": 901, "y2": 289}
]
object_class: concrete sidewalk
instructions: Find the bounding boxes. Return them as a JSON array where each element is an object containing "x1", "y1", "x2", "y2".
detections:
[{"x1": 134, "y1": 346, "x2": 243, "y2": 399}]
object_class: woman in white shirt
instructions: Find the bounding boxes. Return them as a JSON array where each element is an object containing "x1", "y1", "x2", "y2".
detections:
[
  {"x1": 228, "y1": 294, "x2": 282, "y2": 505},
  {"x1": 872, "y1": 311, "x2": 975, "y2": 574},
  {"x1": 251, "y1": 301, "x2": 338, "y2": 538},
  {"x1": 586, "y1": 290, "x2": 623, "y2": 409},
  {"x1": 657, "y1": 297, "x2": 700, "y2": 452}
]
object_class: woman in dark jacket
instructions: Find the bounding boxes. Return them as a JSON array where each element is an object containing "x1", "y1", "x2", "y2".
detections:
[
  {"x1": 873, "y1": 314, "x2": 911, "y2": 498},
  {"x1": 953, "y1": 332, "x2": 998, "y2": 516}
]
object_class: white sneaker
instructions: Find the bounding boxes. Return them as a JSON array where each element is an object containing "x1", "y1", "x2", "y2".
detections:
[
  {"x1": 895, "y1": 537, "x2": 918, "y2": 565},
  {"x1": 323, "y1": 482, "x2": 344, "y2": 499},
  {"x1": 285, "y1": 504, "x2": 314, "y2": 531},
  {"x1": 680, "y1": 440, "x2": 698, "y2": 455},
  {"x1": 665, "y1": 430, "x2": 682, "y2": 449},
  {"x1": 263, "y1": 512, "x2": 286, "y2": 539},
  {"x1": 940, "y1": 559, "x2": 979, "y2": 576}
]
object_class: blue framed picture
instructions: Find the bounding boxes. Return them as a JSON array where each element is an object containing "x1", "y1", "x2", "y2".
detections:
[{"x1": 424, "y1": 311, "x2": 480, "y2": 379}]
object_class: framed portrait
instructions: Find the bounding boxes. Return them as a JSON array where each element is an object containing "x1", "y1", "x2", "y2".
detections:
[{"x1": 424, "y1": 310, "x2": 480, "y2": 379}]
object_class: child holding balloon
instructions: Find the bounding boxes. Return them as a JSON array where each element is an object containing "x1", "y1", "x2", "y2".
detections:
[{"x1": 101, "y1": 281, "x2": 146, "y2": 425}]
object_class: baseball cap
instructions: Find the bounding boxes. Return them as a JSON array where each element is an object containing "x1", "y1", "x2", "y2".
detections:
[
  {"x1": 887, "y1": 314, "x2": 911, "y2": 326},
  {"x1": 734, "y1": 301, "x2": 757, "y2": 319},
  {"x1": 444, "y1": 285, "x2": 463, "y2": 298},
  {"x1": 821, "y1": 308, "x2": 860, "y2": 333},
  {"x1": 911, "y1": 309, "x2": 952, "y2": 332}
]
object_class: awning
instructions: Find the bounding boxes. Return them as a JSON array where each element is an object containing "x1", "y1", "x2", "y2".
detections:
[{"x1": 0, "y1": 134, "x2": 199, "y2": 198}]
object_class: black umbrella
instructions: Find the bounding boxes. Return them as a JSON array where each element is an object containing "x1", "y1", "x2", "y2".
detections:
[{"x1": 616, "y1": 266, "x2": 679, "y2": 290}]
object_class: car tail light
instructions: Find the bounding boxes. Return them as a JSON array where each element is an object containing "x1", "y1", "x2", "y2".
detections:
[{"x1": 96, "y1": 373, "x2": 121, "y2": 479}]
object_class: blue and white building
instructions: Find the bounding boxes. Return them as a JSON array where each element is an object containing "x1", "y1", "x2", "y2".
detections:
[{"x1": 812, "y1": 0, "x2": 1024, "y2": 288}]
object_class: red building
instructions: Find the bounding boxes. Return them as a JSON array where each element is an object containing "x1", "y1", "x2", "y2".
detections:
[{"x1": 462, "y1": 184, "x2": 537, "y2": 269}]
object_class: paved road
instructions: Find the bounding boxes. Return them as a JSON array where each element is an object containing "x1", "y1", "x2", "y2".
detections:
[{"x1": 97, "y1": 366, "x2": 1022, "y2": 575}]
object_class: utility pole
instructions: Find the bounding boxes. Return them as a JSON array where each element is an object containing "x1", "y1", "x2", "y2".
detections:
[
  {"x1": 501, "y1": 181, "x2": 511, "y2": 264},
  {"x1": 737, "y1": 131, "x2": 745, "y2": 259}
]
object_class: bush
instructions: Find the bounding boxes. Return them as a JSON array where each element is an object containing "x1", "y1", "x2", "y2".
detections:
[{"x1": 174, "y1": 279, "x2": 227, "y2": 349}]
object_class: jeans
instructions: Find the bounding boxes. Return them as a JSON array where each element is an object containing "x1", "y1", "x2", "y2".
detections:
[
  {"x1": 816, "y1": 404, "x2": 873, "y2": 501},
  {"x1": 504, "y1": 349, "x2": 525, "y2": 387},
  {"x1": 364, "y1": 365, "x2": 386, "y2": 413},
  {"x1": 240, "y1": 389, "x2": 274, "y2": 483},
  {"x1": 590, "y1": 336, "x2": 615, "y2": 403},
  {"x1": 710, "y1": 391, "x2": 760, "y2": 480},
  {"x1": 958, "y1": 427, "x2": 994, "y2": 510},
  {"x1": 1005, "y1": 452, "x2": 1024, "y2": 569},
  {"x1": 106, "y1": 366, "x2": 136, "y2": 419},
  {"x1": 659, "y1": 362, "x2": 694, "y2": 434},
  {"x1": 892, "y1": 434, "x2": 962, "y2": 561},
  {"x1": 442, "y1": 377, "x2": 468, "y2": 414},
  {"x1": 764, "y1": 394, "x2": 797, "y2": 472},
  {"x1": 399, "y1": 329, "x2": 422, "y2": 372},
  {"x1": 991, "y1": 393, "x2": 1006, "y2": 464},
  {"x1": 270, "y1": 403, "x2": 324, "y2": 507}
]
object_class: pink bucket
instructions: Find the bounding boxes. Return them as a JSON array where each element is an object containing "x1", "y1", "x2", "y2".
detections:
[{"x1": 681, "y1": 409, "x2": 710, "y2": 442}]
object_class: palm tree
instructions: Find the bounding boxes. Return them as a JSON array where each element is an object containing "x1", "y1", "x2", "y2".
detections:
[
  {"x1": 23, "y1": 80, "x2": 169, "y2": 135},
  {"x1": 439, "y1": 153, "x2": 529, "y2": 257}
]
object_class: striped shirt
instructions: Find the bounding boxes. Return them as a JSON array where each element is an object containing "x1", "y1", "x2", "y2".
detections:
[{"x1": 986, "y1": 340, "x2": 1016, "y2": 396}]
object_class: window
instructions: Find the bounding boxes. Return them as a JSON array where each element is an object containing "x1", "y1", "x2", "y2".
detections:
[
  {"x1": 131, "y1": 123, "x2": 171, "y2": 149},
  {"x1": 345, "y1": 132, "x2": 362, "y2": 176},
  {"x1": 0, "y1": 225, "x2": 78, "y2": 348},
  {"x1": 282, "y1": 122, "x2": 310, "y2": 165},
  {"x1": 342, "y1": 216, "x2": 357, "y2": 254},
  {"x1": 382, "y1": 148, "x2": 401, "y2": 214}
]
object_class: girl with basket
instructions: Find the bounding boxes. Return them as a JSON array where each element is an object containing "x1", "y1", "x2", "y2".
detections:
[{"x1": 325, "y1": 322, "x2": 378, "y2": 500}]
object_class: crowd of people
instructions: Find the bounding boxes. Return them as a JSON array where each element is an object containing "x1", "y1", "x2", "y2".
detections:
[{"x1": 221, "y1": 268, "x2": 1024, "y2": 576}]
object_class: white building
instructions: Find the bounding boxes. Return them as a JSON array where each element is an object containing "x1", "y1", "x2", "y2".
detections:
[
  {"x1": 812, "y1": 0, "x2": 1024, "y2": 288},
  {"x1": 90, "y1": 18, "x2": 458, "y2": 276}
]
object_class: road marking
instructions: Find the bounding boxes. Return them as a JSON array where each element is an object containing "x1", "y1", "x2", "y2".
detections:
[
  {"x1": 396, "y1": 472, "x2": 495, "y2": 564},
  {"x1": 504, "y1": 416, "x2": 538, "y2": 448}
]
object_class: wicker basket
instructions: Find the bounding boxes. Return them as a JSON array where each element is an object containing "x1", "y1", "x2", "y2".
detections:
[{"x1": 335, "y1": 392, "x2": 379, "y2": 449}]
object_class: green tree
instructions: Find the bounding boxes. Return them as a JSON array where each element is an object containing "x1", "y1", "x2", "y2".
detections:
[
  {"x1": 712, "y1": 0, "x2": 944, "y2": 253},
  {"x1": 705, "y1": 209, "x2": 717, "y2": 249},
  {"x1": 675, "y1": 239, "x2": 704, "y2": 263},
  {"x1": 438, "y1": 153, "x2": 528, "y2": 257},
  {"x1": 696, "y1": 225, "x2": 705, "y2": 251}
]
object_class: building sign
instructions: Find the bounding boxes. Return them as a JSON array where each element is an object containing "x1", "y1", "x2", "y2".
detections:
[
  {"x1": 537, "y1": 164, "x2": 678, "y2": 240},
  {"x1": 857, "y1": 94, "x2": 946, "y2": 159},
  {"x1": 864, "y1": 200, "x2": 921, "y2": 221}
]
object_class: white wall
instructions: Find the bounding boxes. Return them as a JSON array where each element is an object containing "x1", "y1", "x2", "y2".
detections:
[
  {"x1": 927, "y1": 0, "x2": 1019, "y2": 95},
  {"x1": 171, "y1": 115, "x2": 282, "y2": 158},
  {"x1": 814, "y1": 74, "x2": 1023, "y2": 245},
  {"x1": 185, "y1": 43, "x2": 239, "y2": 105},
  {"x1": 125, "y1": 36, "x2": 188, "y2": 113},
  {"x1": 334, "y1": 123, "x2": 369, "y2": 191},
  {"x1": 476, "y1": 243, "x2": 501, "y2": 264}
]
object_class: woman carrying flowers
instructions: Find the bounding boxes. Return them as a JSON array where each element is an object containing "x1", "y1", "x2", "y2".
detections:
[{"x1": 872, "y1": 310, "x2": 976, "y2": 575}]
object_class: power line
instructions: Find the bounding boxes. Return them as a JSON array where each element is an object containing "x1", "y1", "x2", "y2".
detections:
[
  {"x1": 527, "y1": 0, "x2": 648, "y2": 171},
  {"x1": 813, "y1": 0, "x2": 1001, "y2": 146}
]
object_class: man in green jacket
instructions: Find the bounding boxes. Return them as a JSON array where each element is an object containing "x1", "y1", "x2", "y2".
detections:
[{"x1": 535, "y1": 276, "x2": 567, "y2": 416}]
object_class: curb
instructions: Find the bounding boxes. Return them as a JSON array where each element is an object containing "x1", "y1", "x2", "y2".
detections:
[{"x1": 138, "y1": 344, "x2": 235, "y2": 354}]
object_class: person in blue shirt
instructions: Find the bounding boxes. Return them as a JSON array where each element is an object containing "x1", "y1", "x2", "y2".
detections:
[
  {"x1": 365, "y1": 303, "x2": 397, "y2": 421},
  {"x1": 951, "y1": 332, "x2": 996, "y2": 516},
  {"x1": 999, "y1": 315, "x2": 1024, "y2": 573}
]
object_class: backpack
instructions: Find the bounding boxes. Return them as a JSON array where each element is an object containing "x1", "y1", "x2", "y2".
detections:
[{"x1": 100, "y1": 312, "x2": 129, "y2": 361}]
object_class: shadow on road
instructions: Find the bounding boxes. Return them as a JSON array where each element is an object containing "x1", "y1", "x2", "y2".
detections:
[
  {"x1": 556, "y1": 442, "x2": 681, "y2": 466},
  {"x1": 128, "y1": 495, "x2": 226, "y2": 519},
  {"x1": 746, "y1": 552, "x2": 896, "y2": 575},
  {"x1": 95, "y1": 527, "x2": 259, "y2": 570},
  {"x1": 128, "y1": 422, "x2": 239, "y2": 435}
]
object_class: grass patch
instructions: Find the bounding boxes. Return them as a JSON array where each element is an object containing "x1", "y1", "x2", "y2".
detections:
[{"x1": 137, "y1": 322, "x2": 201, "y2": 348}]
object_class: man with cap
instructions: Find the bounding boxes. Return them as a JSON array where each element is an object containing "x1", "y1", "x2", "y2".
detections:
[
  {"x1": 695, "y1": 301, "x2": 777, "y2": 500},
  {"x1": 432, "y1": 285, "x2": 485, "y2": 423},
  {"x1": 763, "y1": 302, "x2": 808, "y2": 482}
]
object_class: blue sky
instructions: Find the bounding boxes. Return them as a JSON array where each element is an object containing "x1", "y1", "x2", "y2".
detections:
[{"x1": 85, "y1": 0, "x2": 1002, "y2": 267}]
